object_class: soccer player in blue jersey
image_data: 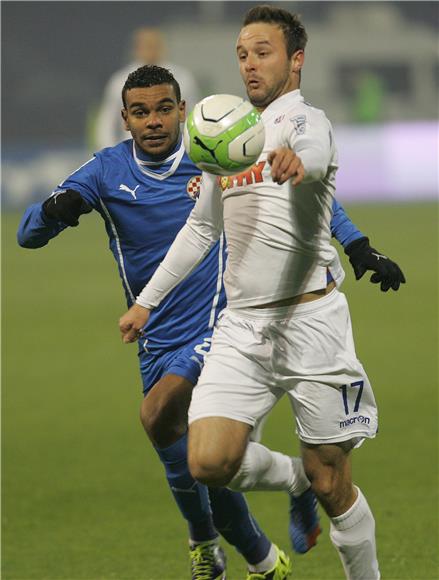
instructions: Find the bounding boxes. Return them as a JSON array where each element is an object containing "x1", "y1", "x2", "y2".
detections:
[{"x1": 18, "y1": 65, "x2": 404, "y2": 580}]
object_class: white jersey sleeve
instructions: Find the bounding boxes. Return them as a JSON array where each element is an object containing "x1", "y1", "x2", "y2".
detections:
[
  {"x1": 136, "y1": 172, "x2": 223, "y2": 309},
  {"x1": 284, "y1": 108, "x2": 333, "y2": 183}
]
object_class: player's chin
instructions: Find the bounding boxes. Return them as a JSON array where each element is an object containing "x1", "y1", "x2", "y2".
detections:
[
  {"x1": 246, "y1": 87, "x2": 267, "y2": 108},
  {"x1": 140, "y1": 138, "x2": 171, "y2": 157}
]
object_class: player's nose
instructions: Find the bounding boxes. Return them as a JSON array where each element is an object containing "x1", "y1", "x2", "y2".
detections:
[
  {"x1": 146, "y1": 114, "x2": 162, "y2": 128},
  {"x1": 244, "y1": 55, "x2": 257, "y2": 71}
]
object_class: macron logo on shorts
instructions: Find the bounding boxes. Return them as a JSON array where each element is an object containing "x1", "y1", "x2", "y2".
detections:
[{"x1": 339, "y1": 415, "x2": 370, "y2": 429}]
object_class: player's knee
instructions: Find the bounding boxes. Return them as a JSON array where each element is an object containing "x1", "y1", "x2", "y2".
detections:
[
  {"x1": 309, "y1": 471, "x2": 337, "y2": 501},
  {"x1": 188, "y1": 450, "x2": 241, "y2": 487},
  {"x1": 304, "y1": 457, "x2": 336, "y2": 497},
  {"x1": 302, "y1": 442, "x2": 353, "y2": 512},
  {"x1": 140, "y1": 399, "x2": 186, "y2": 448},
  {"x1": 308, "y1": 467, "x2": 350, "y2": 514}
]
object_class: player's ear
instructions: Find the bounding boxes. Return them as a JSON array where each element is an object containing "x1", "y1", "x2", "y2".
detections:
[
  {"x1": 178, "y1": 100, "x2": 186, "y2": 122},
  {"x1": 121, "y1": 109, "x2": 130, "y2": 131},
  {"x1": 291, "y1": 49, "x2": 304, "y2": 74}
]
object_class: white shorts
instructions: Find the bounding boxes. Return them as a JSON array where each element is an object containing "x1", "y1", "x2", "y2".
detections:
[{"x1": 188, "y1": 289, "x2": 378, "y2": 446}]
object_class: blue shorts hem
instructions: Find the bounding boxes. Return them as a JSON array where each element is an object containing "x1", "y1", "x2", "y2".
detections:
[
  {"x1": 139, "y1": 334, "x2": 211, "y2": 394},
  {"x1": 165, "y1": 361, "x2": 202, "y2": 387}
]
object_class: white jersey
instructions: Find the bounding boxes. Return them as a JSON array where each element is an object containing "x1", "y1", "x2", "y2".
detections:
[{"x1": 137, "y1": 89, "x2": 345, "y2": 310}]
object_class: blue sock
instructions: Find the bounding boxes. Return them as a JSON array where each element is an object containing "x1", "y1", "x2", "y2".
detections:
[
  {"x1": 154, "y1": 433, "x2": 217, "y2": 543},
  {"x1": 208, "y1": 487, "x2": 271, "y2": 565}
]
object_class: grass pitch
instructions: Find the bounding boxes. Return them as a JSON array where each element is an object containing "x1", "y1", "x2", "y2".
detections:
[{"x1": 2, "y1": 203, "x2": 438, "y2": 579}]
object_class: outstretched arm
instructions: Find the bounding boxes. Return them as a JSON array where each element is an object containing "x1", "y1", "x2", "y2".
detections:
[
  {"x1": 331, "y1": 199, "x2": 406, "y2": 292},
  {"x1": 17, "y1": 190, "x2": 93, "y2": 248},
  {"x1": 119, "y1": 172, "x2": 223, "y2": 343},
  {"x1": 17, "y1": 202, "x2": 68, "y2": 248},
  {"x1": 17, "y1": 157, "x2": 100, "y2": 249}
]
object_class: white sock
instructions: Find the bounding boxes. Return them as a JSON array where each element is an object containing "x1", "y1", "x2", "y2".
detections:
[
  {"x1": 330, "y1": 487, "x2": 380, "y2": 580},
  {"x1": 248, "y1": 543, "x2": 277, "y2": 573},
  {"x1": 227, "y1": 441, "x2": 310, "y2": 495}
]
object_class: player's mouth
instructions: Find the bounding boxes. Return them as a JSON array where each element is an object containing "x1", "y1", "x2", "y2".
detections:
[
  {"x1": 143, "y1": 134, "x2": 168, "y2": 144},
  {"x1": 247, "y1": 77, "x2": 261, "y2": 89}
]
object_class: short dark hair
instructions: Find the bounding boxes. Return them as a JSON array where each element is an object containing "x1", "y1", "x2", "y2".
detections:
[
  {"x1": 122, "y1": 64, "x2": 181, "y2": 107},
  {"x1": 243, "y1": 5, "x2": 308, "y2": 58}
]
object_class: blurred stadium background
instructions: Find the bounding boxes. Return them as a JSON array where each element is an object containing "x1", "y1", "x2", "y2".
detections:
[{"x1": 2, "y1": 1, "x2": 438, "y2": 579}]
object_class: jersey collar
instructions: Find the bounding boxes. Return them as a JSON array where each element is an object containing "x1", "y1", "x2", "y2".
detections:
[
  {"x1": 261, "y1": 89, "x2": 304, "y2": 121},
  {"x1": 132, "y1": 138, "x2": 186, "y2": 181}
]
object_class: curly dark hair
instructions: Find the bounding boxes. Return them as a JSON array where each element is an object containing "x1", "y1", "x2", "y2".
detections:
[
  {"x1": 243, "y1": 5, "x2": 308, "y2": 58},
  {"x1": 122, "y1": 65, "x2": 181, "y2": 107}
]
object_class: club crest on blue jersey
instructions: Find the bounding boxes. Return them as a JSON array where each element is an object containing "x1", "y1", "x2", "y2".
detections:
[{"x1": 186, "y1": 175, "x2": 202, "y2": 200}]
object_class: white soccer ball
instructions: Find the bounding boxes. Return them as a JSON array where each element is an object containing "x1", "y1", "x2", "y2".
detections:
[{"x1": 183, "y1": 94, "x2": 265, "y2": 176}]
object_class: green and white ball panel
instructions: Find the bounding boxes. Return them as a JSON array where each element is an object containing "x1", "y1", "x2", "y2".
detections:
[
  {"x1": 228, "y1": 124, "x2": 266, "y2": 165},
  {"x1": 193, "y1": 94, "x2": 255, "y2": 138},
  {"x1": 183, "y1": 94, "x2": 265, "y2": 176}
]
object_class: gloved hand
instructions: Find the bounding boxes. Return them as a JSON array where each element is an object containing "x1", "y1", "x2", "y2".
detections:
[
  {"x1": 344, "y1": 237, "x2": 406, "y2": 292},
  {"x1": 43, "y1": 189, "x2": 92, "y2": 227}
]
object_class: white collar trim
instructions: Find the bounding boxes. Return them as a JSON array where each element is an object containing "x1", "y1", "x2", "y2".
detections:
[
  {"x1": 132, "y1": 140, "x2": 185, "y2": 181},
  {"x1": 261, "y1": 90, "x2": 303, "y2": 120}
]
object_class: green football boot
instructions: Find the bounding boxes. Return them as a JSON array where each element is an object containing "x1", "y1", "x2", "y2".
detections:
[
  {"x1": 246, "y1": 545, "x2": 292, "y2": 580},
  {"x1": 189, "y1": 540, "x2": 227, "y2": 579}
]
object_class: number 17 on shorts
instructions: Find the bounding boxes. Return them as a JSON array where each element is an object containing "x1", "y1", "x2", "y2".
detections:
[{"x1": 337, "y1": 377, "x2": 378, "y2": 442}]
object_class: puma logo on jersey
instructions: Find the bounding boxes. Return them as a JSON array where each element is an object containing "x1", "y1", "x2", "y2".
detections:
[
  {"x1": 119, "y1": 183, "x2": 140, "y2": 199},
  {"x1": 372, "y1": 252, "x2": 388, "y2": 261},
  {"x1": 218, "y1": 161, "x2": 266, "y2": 191}
]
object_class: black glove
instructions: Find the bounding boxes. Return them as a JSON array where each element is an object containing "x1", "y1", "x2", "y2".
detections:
[
  {"x1": 344, "y1": 237, "x2": 406, "y2": 292},
  {"x1": 42, "y1": 189, "x2": 92, "y2": 227}
]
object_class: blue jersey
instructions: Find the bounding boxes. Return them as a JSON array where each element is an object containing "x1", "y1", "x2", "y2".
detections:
[
  {"x1": 17, "y1": 137, "x2": 363, "y2": 358},
  {"x1": 17, "y1": 138, "x2": 226, "y2": 356}
]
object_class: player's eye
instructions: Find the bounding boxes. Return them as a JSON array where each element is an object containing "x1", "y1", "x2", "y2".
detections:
[
  {"x1": 133, "y1": 110, "x2": 146, "y2": 117},
  {"x1": 238, "y1": 53, "x2": 247, "y2": 61}
]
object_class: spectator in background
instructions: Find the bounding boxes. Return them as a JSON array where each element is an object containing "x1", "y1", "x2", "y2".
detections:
[{"x1": 95, "y1": 27, "x2": 201, "y2": 148}]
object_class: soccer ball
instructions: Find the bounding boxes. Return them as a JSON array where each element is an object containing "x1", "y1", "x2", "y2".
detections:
[{"x1": 183, "y1": 94, "x2": 265, "y2": 176}]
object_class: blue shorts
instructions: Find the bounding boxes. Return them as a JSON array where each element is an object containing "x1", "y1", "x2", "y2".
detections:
[{"x1": 138, "y1": 332, "x2": 213, "y2": 395}]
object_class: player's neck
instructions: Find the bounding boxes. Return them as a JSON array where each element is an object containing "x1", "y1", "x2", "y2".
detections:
[{"x1": 133, "y1": 137, "x2": 182, "y2": 164}]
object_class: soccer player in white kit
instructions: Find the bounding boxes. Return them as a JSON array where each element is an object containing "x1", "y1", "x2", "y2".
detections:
[{"x1": 120, "y1": 6, "x2": 380, "y2": 579}]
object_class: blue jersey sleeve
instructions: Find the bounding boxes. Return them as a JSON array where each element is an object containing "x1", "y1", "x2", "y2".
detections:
[
  {"x1": 55, "y1": 156, "x2": 102, "y2": 207},
  {"x1": 330, "y1": 199, "x2": 365, "y2": 248},
  {"x1": 17, "y1": 203, "x2": 68, "y2": 248},
  {"x1": 17, "y1": 156, "x2": 102, "y2": 249}
]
